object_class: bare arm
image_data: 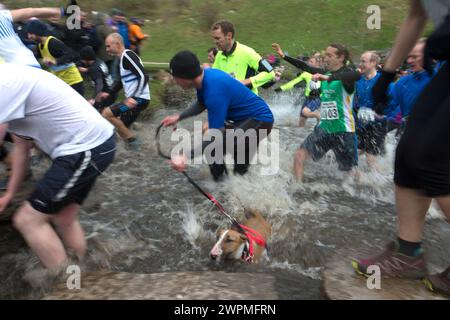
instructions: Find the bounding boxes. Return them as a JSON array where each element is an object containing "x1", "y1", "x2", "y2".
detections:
[
  {"x1": 10, "y1": 8, "x2": 62, "y2": 23},
  {"x1": 383, "y1": 0, "x2": 428, "y2": 72},
  {"x1": 4, "y1": 135, "x2": 31, "y2": 197}
]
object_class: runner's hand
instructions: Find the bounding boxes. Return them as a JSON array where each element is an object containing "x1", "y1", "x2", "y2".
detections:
[
  {"x1": 161, "y1": 114, "x2": 180, "y2": 127},
  {"x1": 312, "y1": 74, "x2": 329, "y2": 82},
  {"x1": 271, "y1": 43, "x2": 285, "y2": 58},
  {"x1": 170, "y1": 154, "x2": 187, "y2": 172}
]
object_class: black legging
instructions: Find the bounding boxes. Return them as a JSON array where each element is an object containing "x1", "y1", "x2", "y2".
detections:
[
  {"x1": 208, "y1": 119, "x2": 273, "y2": 181},
  {"x1": 394, "y1": 62, "x2": 450, "y2": 196}
]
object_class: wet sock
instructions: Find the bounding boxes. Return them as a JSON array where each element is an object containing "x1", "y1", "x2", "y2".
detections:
[{"x1": 397, "y1": 237, "x2": 423, "y2": 257}]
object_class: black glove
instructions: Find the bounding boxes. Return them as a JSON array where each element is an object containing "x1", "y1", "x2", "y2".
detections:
[
  {"x1": 274, "y1": 87, "x2": 282, "y2": 93},
  {"x1": 423, "y1": 43, "x2": 436, "y2": 76},
  {"x1": 423, "y1": 14, "x2": 450, "y2": 75},
  {"x1": 372, "y1": 69, "x2": 396, "y2": 113},
  {"x1": 374, "y1": 102, "x2": 387, "y2": 116}
]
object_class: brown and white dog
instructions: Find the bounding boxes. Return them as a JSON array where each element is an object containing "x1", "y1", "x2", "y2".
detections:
[{"x1": 210, "y1": 209, "x2": 271, "y2": 263}]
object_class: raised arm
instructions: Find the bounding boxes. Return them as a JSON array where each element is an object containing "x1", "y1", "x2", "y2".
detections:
[
  {"x1": 272, "y1": 43, "x2": 326, "y2": 74},
  {"x1": 10, "y1": 8, "x2": 62, "y2": 23}
]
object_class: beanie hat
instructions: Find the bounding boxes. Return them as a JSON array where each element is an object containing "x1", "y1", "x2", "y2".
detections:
[
  {"x1": 169, "y1": 50, "x2": 202, "y2": 79},
  {"x1": 80, "y1": 46, "x2": 96, "y2": 61},
  {"x1": 26, "y1": 20, "x2": 49, "y2": 36}
]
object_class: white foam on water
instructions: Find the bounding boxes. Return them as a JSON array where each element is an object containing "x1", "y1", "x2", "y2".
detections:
[
  {"x1": 428, "y1": 201, "x2": 446, "y2": 220},
  {"x1": 180, "y1": 205, "x2": 204, "y2": 247}
]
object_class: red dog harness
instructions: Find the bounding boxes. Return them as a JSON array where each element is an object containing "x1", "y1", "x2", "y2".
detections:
[{"x1": 239, "y1": 224, "x2": 267, "y2": 263}]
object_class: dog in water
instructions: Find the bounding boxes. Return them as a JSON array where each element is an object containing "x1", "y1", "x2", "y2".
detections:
[{"x1": 210, "y1": 209, "x2": 271, "y2": 263}]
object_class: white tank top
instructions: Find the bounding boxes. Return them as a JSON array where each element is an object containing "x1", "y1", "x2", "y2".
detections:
[
  {"x1": 119, "y1": 49, "x2": 151, "y2": 100},
  {"x1": 0, "y1": 11, "x2": 41, "y2": 68}
]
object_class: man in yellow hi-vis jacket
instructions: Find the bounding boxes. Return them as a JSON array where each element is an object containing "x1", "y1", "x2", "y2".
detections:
[
  {"x1": 211, "y1": 20, "x2": 275, "y2": 96},
  {"x1": 27, "y1": 19, "x2": 84, "y2": 96}
]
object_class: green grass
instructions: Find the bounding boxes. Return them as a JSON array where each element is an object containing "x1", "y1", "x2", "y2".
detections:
[{"x1": 6, "y1": 0, "x2": 411, "y2": 63}]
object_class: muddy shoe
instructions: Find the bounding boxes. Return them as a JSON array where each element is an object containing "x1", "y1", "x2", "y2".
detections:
[
  {"x1": 351, "y1": 241, "x2": 427, "y2": 279},
  {"x1": 424, "y1": 266, "x2": 450, "y2": 297}
]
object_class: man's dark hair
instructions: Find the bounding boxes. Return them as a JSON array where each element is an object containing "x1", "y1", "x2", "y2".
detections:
[
  {"x1": 211, "y1": 20, "x2": 235, "y2": 38},
  {"x1": 330, "y1": 43, "x2": 351, "y2": 64}
]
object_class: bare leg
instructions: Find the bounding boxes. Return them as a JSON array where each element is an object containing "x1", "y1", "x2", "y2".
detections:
[
  {"x1": 299, "y1": 117, "x2": 306, "y2": 127},
  {"x1": 102, "y1": 108, "x2": 134, "y2": 140},
  {"x1": 396, "y1": 185, "x2": 432, "y2": 243},
  {"x1": 13, "y1": 202, "x2": 67, "y2": 269},
  {"x1": 294, "y1": 148, "x2": 310, "y2": 182},
  {"x1": 51, "y1": 203, "x2": 86, "y2": 259}
]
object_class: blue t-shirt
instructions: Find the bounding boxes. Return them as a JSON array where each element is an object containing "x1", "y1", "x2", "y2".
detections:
[
  {"x1": 354, "y1": 73, "x2": 380, "y2": 110},
  {"x1": 392, "y1": 71, "x2": 432, "y2": 118},
  {"x1": 197, "y1": 68, "x2": 274, "y2": 129}
]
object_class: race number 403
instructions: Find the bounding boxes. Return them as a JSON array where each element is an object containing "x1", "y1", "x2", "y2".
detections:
[{"x1": 320, "y1": 101, "x2": 339, "y2": 120}]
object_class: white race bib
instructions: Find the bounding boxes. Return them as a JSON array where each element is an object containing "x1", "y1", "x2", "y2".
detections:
[{"x1": 320, "y1": 101, "x2": 339, "y2": 120}]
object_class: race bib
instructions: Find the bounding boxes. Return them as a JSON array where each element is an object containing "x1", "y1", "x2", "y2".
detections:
[{"x1": 320, "y1": 101, "x2": 339, "y2": 120}]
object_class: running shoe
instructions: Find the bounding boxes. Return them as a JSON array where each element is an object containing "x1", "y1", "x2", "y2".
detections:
[{"x1": 351, "y1": 241, "x2": 427, "y2": 279}]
